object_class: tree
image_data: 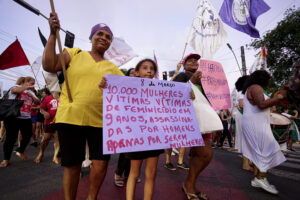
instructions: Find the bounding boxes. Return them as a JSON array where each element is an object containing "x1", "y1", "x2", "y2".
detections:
[{"x1": 249, "y1": 8, "x2": 300, "y2": 93}]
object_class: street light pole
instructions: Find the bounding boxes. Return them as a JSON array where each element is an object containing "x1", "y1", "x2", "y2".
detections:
[
  {"x1": 226, "y1": 43, "x2": 243, "y2": 76},
  {"x1": 240, "y1": 46, "x2": 247, "y2": 75}
]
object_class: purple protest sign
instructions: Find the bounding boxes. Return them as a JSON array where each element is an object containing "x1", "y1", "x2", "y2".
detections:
[{"x1": 103, "y1": 75, "x2": 204, "y2": 154}]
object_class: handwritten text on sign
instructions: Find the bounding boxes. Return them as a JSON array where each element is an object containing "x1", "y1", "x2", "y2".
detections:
[
  {"x1": 103, "y1": 75, "x2": 204, "y2": 154},
  {"x1": 199, "y1": 60, "x2": 231, "y2": 110}
]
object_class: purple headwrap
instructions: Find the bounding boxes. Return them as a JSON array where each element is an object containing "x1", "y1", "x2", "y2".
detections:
[{"x1": 89, "y1": 23, "x2": 113, "y2": 40}]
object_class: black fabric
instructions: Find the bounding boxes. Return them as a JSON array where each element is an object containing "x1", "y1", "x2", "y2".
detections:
[
  {"x1": 219, "y1": 121, "x2": 232, "y2": 148},
  {"x1": 56, "y1": 123, "x2": 110, "y2": 167},
  {"x1": 0, "y1": 88, "x2": 24, "y2": 120},
  {"x1": 3, "y1": 118, "x2": 32, "y2": 160},
  {"x1": 115, "y1": 153, "x2": 130, "y2": 177},
  {"x1": 36, "y1": 111, "x2": 44, "y2": 122},
  {"x1": 125, "y1": 149, "x2": 164, "y2": 160},
  {"x1": 173, "y1": 72, "x2": 192, "y2": 83},
  {"x1": 38, "y1": 27, "x2": 47, "y2": 47},
  {"x1": 173, "y1": 71, "x2": 210, "y2": 103}
]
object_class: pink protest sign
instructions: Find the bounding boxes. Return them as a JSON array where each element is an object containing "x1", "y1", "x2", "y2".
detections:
[
  {"x1": 103, "y1": 75, "x2": 204, "y2": 154},
  {"x1": 199, "y1": 59, "x2": 231, "y2": 110}
]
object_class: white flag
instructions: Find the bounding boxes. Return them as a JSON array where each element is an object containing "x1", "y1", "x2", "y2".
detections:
[
  {"x1": 43, "y1": 70, "x2": 61, "y2": 93},
  {"x1": 188, "y1": 0, "x2": 227, "y2": 59},
  {"x1": 31, "y1": 56, "x2": 42, "y2": 76},
  {"x1": 104, "y1": 37, "x2": 137, "y2": 67},
  {"x1": 249, "y1": 46, "x2": 267, "y2": 74}
]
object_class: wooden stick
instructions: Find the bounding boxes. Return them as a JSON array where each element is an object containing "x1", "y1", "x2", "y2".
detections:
[
  {"x1": 171, "y1": 8, "x2": 196, "y2": 81},
  {"x1": 170, "y1": 42, "x2": 188, "y2": 81},
  {"x1": 49, "y1": 0, "x2": 72, "y2": 102}
]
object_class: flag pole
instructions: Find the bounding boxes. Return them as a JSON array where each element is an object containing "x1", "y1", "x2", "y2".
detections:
[
  {"x1": 49, "y1": 0, "x2": 72, "y2": 102},
  {"x1": 171, "y1": 23, "x2": 193, "y2": 81},
  {"x1": 41, "y1": 71, "x2": 48, "y2": 86},
  {"x1": 29, "y1": 65, "x2": 41, "y2": 89}
]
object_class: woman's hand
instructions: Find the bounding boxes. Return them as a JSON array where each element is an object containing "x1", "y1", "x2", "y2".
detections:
[
  {"x1": 43, "y1": 112, "x2": 51, "y2": 120},
  {"x1": 49, "y1": 12, "x2": 60, "y2": 35},
  {"x1": 176, "y1": 61, "x2": 182, "y2": 72},
  {"x1": 26, "y1": 92, "x2": 34, "y2": 98},
  {"x1": 275, "y1": 89, "x2": 289, "y2": 107},
  {"x1": 190, "y1": 71, "x2": 202, "y2": 85},
  {"x1": 99, "y1": 77, "x2": 107, "y2": 89},
  {"x1": 293, "y1": 110, "x2": 298, "y2": 114}
]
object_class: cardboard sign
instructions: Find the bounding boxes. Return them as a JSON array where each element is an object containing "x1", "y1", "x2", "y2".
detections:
[
  {"x1": 103, "y1": 75, "x2": 204, "y2": 154},
  {"x1": 199, "y1": 59, "x2": 231, "y2": 110}
]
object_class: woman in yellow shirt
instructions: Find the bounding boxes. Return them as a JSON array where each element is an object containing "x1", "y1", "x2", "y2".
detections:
[{"x1": 43, "y1": 12, "x2": 123, "y2": 200}]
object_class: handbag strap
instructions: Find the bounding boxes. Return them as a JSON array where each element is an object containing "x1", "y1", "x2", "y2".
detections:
[{"x1": 2, "y1": 87, "x2": 20, "y2": 100}]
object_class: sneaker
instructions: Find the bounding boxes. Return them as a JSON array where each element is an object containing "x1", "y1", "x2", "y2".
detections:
[
  {"x1": 172, "y1": 148, "x2": 179, "y2": 155},
  {"x1": 288, "y1": 148, "x2": 296, "y2": 152},
  {"x1": 114, "y1": 173, "x2": 125, "y2": 187},
  {"x1": 164, "y1": 163, "x2": 176, "y2": 171},
  {"x1": 177, "y1": 162, "x2": 189, "y2": 170},
  {"x1": 251, "y1": 177, "x2": 278, "y2": 194}
]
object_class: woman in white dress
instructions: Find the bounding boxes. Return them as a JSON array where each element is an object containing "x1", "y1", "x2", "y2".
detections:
[
  {"x1": 233, "y1": 75, "x2": 253, "y2": 171},
  {"x1": 241, "y1": 70, "x2": 288, "y2": 194}
]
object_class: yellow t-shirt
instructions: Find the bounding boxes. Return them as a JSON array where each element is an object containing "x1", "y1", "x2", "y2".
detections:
[{"x1": 55, "y1": 48, "x2": 124, "y2": 127}]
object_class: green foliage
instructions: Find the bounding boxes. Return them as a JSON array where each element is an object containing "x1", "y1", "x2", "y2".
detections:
[
  {"x1": 36, "y1": 89, "x2": 44, "y2": 99},
  {"x1": 249, "y1": 8, "x2": 300, "y2": 94}
]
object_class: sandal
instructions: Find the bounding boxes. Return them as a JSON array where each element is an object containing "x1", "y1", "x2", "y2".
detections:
[
  {"x1": 16, "y1": 152, "x2": 28, "y2": 161},
  {"x1": 182, "y1": 184, "x2": 200, "y2": 200},
  {"x1": 196, "y1": 191, "x2": 209, "y2": 200},
  {"x1": 0, "y1": 160, "x2": 9, "y2": 167},
  {"x1": 114, "y1": 173, "x2": 125, "y2": 187}
]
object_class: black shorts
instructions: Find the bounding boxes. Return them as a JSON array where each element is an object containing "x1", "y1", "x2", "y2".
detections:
[
  {"x1": 44, "y1": 124, "x2": 57, "y2": 133},
  {"x1": 56, "y1": 123, "x2": 110, "y2": 166},
  {"x1": 37, "y1": 112, "x2": 44, "y2": 123},
  {"x1": 125, "y1": 149, "x2": 164, "y2": 160}
]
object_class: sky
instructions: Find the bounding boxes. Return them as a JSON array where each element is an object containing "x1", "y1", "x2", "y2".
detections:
[{"x1": 0, "y1": 0, "x2": 299, "y2": 93}]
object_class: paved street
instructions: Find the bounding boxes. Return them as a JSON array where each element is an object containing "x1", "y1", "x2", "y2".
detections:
[{"x1": 0, "y1": 140, "x2": 299, "y2": 200}]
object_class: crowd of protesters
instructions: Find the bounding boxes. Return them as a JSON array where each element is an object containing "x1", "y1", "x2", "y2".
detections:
[{"x1": 0, "y1": 11, "x2": 299, "y2": 200}]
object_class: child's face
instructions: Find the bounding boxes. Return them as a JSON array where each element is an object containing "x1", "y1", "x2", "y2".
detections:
[{"x1": 136, "y1": 61, "x2": 156, "y2": 79}]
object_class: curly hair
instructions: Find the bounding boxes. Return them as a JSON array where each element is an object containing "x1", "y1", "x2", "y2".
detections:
[
  {"x1": 135, "y1": 59, "x2": 158, "y2": 74},
  {"x1": 235, "y1": 75, "x2": 249, "y2": 92},
  {"x1": 242, "y1": 70, "x2": 271, "y2": 94}
]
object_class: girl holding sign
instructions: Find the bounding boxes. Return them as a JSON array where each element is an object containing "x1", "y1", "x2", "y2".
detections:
[
  {"x1": 100, "y1": 58, "x2": 162, "y2": 200},
  {"x1": 125, "y1": 59, "x2": 164, "y2": 200}
]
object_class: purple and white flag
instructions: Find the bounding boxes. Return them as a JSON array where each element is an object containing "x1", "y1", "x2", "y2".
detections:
[
  {"x1": 219, "y1": 0, "x2": 270, "y2": 38},
  {"x1": 188, "y1": 0, "x2": 227, "y2": 59},
  {"x1": 104, "y1": 37, "x2": 137, "y2": 67}
]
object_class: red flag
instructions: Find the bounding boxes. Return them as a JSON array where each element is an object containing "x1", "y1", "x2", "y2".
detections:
[{"x1": 0, "y1": 39, "x2": 30, "y2": 70}]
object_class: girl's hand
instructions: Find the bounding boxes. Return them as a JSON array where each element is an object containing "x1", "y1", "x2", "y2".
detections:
[
  {"x1": 99, "y1": 77, "x2": 107, "y2": 89},
  {"x1": 190, "y1": 90, "x2": 195, "y2": 100}
]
